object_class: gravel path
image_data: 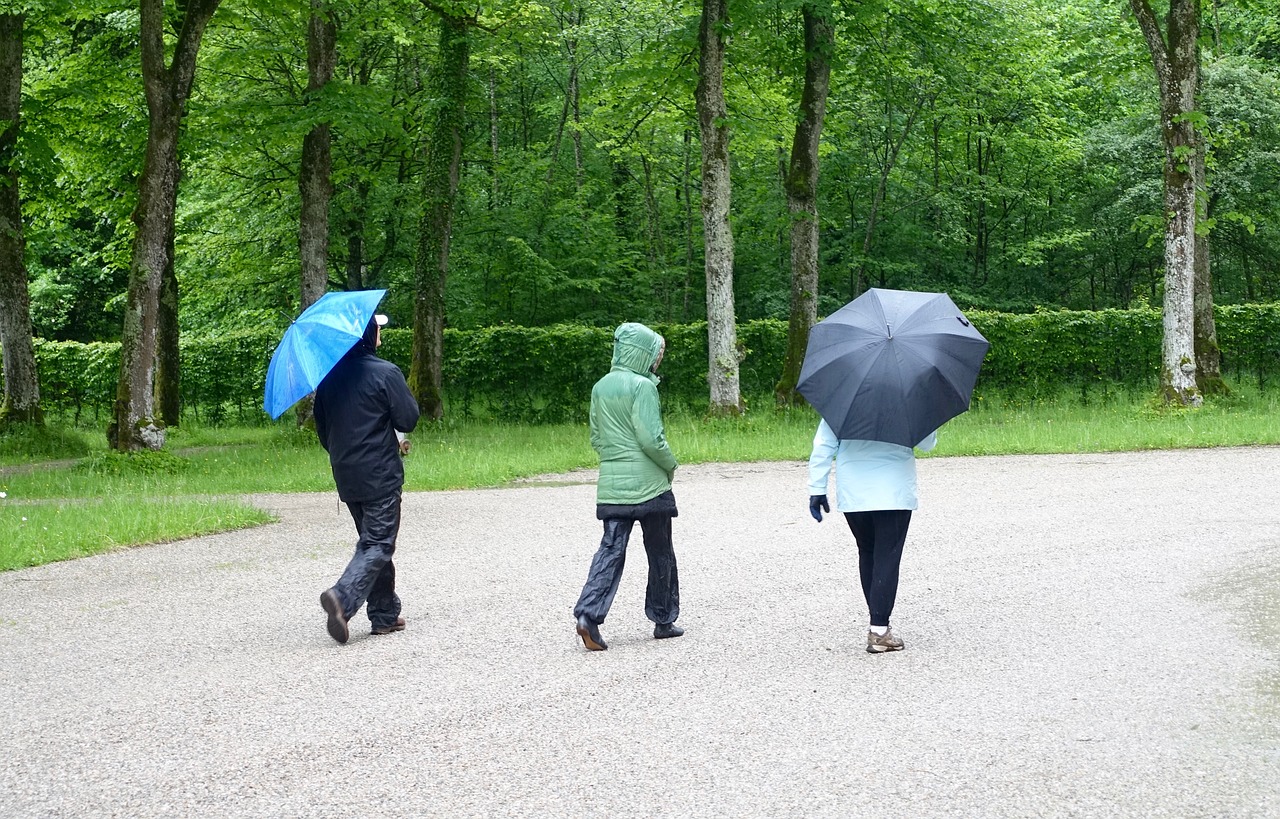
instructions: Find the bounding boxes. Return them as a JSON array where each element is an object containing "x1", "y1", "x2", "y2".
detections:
[{"x1": 1, "y1": 448, "x2": 1278, "y2": 818}]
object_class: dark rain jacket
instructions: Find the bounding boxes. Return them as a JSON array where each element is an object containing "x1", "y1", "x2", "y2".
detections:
[
  {"x1": 590, "y1": 323, "x2": 678, "y2": 508},
  {"x1": 314, "y1": 343, "x2": 420, "y2": 503}
]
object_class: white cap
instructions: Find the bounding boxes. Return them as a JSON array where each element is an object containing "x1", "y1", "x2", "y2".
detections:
[{"x1": 374, "y1": 314, "x2": 389, "y2": 326}]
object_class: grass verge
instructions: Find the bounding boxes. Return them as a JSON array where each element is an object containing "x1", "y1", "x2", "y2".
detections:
[
  {"x1": 4, "y1": 387, "x2": 1279, "y2": 571},
  {"x1": 0, "y1": 498, "x2": 274, "y2": 572}
]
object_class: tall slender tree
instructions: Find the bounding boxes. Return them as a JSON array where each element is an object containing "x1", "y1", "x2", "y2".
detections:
[
  {"x1": 1129, "y1": 0, "x2": 1202, "y2": 406},
  {"x1": 410, "y1": 2, "x2": 473, "y2": 420},
  {"x1": 0, "y1": 11, "x2": 40, "y2": 425},
  {"x1": 695, "y1": 0, "x2": 742, "y2": 415},
  {"x1": 111, "y1": 0, "x2": 222, "y2": 450},
  {"x1": 300, "y1": 0, "x2": 337, "y2": 310},
  {"x1": 776, "y1": 2, "x2": 833, "y2": 407},
  {"x1": 294, "y1": 0, "x2": 339, "y2": 427}
]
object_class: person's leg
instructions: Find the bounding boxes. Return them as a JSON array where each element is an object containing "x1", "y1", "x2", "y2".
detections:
[
  {"x1": 573, "y1": 518, "x2": 634, "y2": 626},
  {"x1": 366, "y1": 551, "x2": 403, "y2": 633},
  {"x1": 638, "y1": 513, "x2": 679, "y2": 628},
  {"x1": 334, "y1": 492, "x2": 402, "y2": 629},
  {"x1": 844, "y1": 511, "x2": 876, "y2": 611},
  {"x1": 865, "y1": 509, "x2": 912, "y2": 628}
]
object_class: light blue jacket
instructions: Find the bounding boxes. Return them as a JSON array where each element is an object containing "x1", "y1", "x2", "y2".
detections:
[{"x1": 806, "y1": 420, "x2": 937, "y2": 512}]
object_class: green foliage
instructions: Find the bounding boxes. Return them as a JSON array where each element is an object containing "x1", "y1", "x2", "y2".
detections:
[
  {"x1": 32, "y1": 338, "x2": 119, "y2": 425},
  {"x1": 13, "y1": 0, "x2": 1280, "y2": 341},
  {"x1": 20, "y1": 306, "x2": 1280, "y2": 426}
]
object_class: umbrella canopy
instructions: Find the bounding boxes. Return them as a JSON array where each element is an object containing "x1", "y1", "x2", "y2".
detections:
[
  {"x1": 796, "y1": 288, "x2": 989, "y2": 447},
  {"x1": 263, "y1": 289, "x2": 387, "y2": 419}
]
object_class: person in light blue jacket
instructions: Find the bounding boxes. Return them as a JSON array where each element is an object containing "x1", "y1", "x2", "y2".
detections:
[{"x1": 807, "y1": 419, "x2": 937, "y2": 654}]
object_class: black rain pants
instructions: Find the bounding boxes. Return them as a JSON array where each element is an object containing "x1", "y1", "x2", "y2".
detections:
[
  {"x1": 333, "y1": 491, "x2": 403, "y2": 630},
  {"x1": 574, "y1": 513, "x2": 679, "y2": 627},
  {"x1": 844, "y1": 509, "x2": 912, "y2": 628}
]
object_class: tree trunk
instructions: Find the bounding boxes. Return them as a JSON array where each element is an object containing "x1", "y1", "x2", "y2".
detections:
[
  {"x1": 695, "y1": 0, "x2": 742, "y2": 415},
  {"x1": 569, "y1": 9, "x2": 583, "y2": 193},
  {"x1": 409, "y1": 11, "x2": 469, "y2": 421},
  {"x1": 1130, "y1": 0, "x2": 1201, "y2": 406},
  {"x1": 1193, "y1": 216, "x2": 1225, "y2": 394},
  {"x1": 111, "y1": 0, "x2": 221, "y2": 451},
  {"x1": 344, "y1": 180, "x2": 369, "y2": 291},
  {"x1": 295, "y1": 0, "x2": 337, "y2": 428},
  {"x1": 681, "y1": 129, "x2": 695, "y2": 321},
  {"x1": 488, "y1": 67, "x2": 499, "y2": 207},
  {"x1": 0, "y1": 13, "x2": 40, "y2": 426},
  {"x1": 1192, "y1": 88, "x2": 1225, "y2": 395},
  {"x1": 155, "y1": 220, "x2": 180, "y2": 426},
  {"x1": 299, "y1": 0, "x2": 336, "y2": 311},
  {"x1": 776, "y1": 4, "x2": 832, "y2": 407}
]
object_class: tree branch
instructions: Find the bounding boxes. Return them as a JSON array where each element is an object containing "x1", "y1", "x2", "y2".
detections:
[{"x1": 1128, "y1": 0, "x2": 1170, "y2": 99}]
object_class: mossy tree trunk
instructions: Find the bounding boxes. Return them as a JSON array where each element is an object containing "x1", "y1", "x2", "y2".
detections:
[
  {"x1": 111, "y1": 0, "x2": 222, "y2": 451},
  {"x1": 1192, "y1": 109, "x2": 1226, "y2": 396},
  {"x1": 0, "y1": 13, "x2": 40, "y2": 426},
  {"x1": 1129, "y1": 0, "x2": 1202, "y2": 407},
  {"x1": 155, "y1": 220, "x2": 180, "y2": 427},
  {"x1": 776, "y1": 3, "x2": 833, "y2": 408},
  {"x1": 295, "y1": 0, "x2": 338, "y2": 428},
  {"x1": 410, "y1": 7, "x2": 471, "y2": 421}
]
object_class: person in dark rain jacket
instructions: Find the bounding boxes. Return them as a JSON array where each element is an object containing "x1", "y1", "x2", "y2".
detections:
[
  {"x1": 315, "y1": 313, "x2": 420, "y2": 644},
  {"x1": 573, "y1": 322, "x2": 683, "y2": 651}
]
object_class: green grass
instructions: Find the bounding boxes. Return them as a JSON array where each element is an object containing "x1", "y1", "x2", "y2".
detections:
[
  {"x1": 0, "y1": 498, "x2": 274, "y2": 572},
  {"x1": 4, "y1": 387, "x2": 1280, "y2": 571},
  {"x1": 946, "y1": 388, "x2": 1280, "y2": 455}
]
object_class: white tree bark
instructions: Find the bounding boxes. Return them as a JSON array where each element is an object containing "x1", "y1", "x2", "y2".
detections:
[
  {"x1": 696, "y1": 0, "x2": 741, "y2": 414},
  {"x1": 1130, "y1": 0, "x2": 1202, "y2": 405}
]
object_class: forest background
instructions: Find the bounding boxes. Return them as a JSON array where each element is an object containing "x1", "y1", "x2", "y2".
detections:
[{"x1": 2, "y1": 0, "x2": 1280, "y2": 437}]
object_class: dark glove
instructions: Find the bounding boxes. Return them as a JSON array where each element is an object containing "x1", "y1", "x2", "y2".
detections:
[{"x1": 809, "y1": 494, "x2": 829, "y2": 522}]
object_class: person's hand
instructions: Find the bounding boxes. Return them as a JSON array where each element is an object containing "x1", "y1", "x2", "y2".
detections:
[
  {"x1": 809, "y1": 494, "x2": 829, "y2": 522},
  {"x1": 399, "y1": 439, "x2": 411, "y2": 456}
]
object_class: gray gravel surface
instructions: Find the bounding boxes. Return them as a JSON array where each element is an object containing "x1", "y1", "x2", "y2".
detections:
[{"x1": 1, "y1": 448, "x2": 1278, "y2": 818}]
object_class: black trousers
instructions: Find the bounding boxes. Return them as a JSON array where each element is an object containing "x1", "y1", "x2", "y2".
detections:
[
  {"x1": 333, "y1": 491, "x2": 402, "y2": 629},
  {"x1": 574, "y1": 514, "x2": 679, "y2": 627},
  {"x1": 844, "y1": 509, "x2": 912, "y2": 628}
]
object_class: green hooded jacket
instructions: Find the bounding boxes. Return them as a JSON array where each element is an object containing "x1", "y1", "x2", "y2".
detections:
[{"x1": 590, "y1": 323, "x2": 678, "y2": 504}]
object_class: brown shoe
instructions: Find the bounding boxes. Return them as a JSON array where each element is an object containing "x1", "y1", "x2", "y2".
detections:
[
  {"x1": 866, "y1": 628, "x2": 904, "y2": 654},
  {"x1": 576, "y1": 615, "x2": 608, "y2": 651},
  {"x1": 320, "y1": 588, "x2": 349, "y2": 645},
  {"x1": 372, "y1": 617, "x2": 407, "y2": 636}
]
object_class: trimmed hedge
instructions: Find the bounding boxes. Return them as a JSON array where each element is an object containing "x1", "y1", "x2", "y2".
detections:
[{"x1": 21, "y1": 304, "x2": 1280, "y2": 425}]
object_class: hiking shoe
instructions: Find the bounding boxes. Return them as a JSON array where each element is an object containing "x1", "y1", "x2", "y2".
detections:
[
  {"x1": 371, "y1": 617, "x2": 406, "y2": 636},
  {"x1": 653, "y1": 622, "x2": 685, "y2": 639},
  {"x1": 576, "y1": 615, "x2": 608, "y2": 651},
  {"x1": 320, "y1": 588, "x2": 349, "y2": 645},
  {"x1": 866, "y1": 628, "x2": 904, "y2": 654}
]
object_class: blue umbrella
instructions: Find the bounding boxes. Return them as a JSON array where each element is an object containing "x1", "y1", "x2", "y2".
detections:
[
  {"x1": 796, "y1": 288, "x2": 989, "y2": 447},
  {"x1": 263, "y1": 289, "x2": 387, "y2": 419}
]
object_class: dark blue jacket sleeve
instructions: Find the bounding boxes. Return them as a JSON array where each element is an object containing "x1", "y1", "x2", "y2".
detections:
[{"x1": 386, "y1": 368, "x2": 420, "y2": 433}]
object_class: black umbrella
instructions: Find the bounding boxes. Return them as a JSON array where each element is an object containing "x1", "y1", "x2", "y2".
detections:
[{"x1": 796, "y1": 288, "x2": 989, "y2": 447}]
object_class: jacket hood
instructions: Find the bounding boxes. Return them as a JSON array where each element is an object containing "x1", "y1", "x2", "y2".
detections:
[{"x1": 611, "y1": 322, "x2": 664, "y2": 377}]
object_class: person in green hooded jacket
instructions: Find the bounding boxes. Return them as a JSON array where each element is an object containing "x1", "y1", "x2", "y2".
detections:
[{"x1": 573, "y1": 322, "x2": 683, "y2": 651}]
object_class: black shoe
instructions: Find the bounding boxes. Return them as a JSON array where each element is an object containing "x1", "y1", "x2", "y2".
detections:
[
  {"x1": 653, "y1": 622, "x2": 685, "y2": 639},
  {"x1": 576, "y1": 615, "x2": 608, "y2": 651},
  {"x1": 371, "y1": 616, "x2": 406, "y2": 636},
  {"x1": 320, "y1": 588, "x2": 349, "y2": 644}
]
